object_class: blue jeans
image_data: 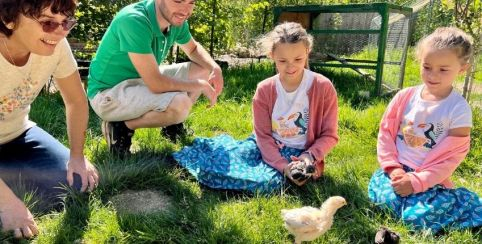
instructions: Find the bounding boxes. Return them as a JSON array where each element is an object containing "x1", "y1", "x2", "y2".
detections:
[{"x1": 0, "y1": 126, "x2": 81, "y2": 211}]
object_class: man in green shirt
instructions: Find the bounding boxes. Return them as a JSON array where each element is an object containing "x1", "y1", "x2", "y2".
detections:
[{"x1": 88, "y1": 0, "x2": 223, "y2": 155}]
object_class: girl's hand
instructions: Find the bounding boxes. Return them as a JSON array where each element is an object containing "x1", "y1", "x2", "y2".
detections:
[
  {"x1": 67, "y1": 156, "x2": 99, "y2": 192},
  {"x1": 391, "y1": 174, "x2": 413, "y2": 197},
  {"x1": 283, "y1": 161, "x2": 309, "y2": 186},
  {"x1": 388, "y1": 168, "x2": 406, "y2": 180},
  {"x1": 297, "y1": 153, "x2": 314, "y2": 165},
  {"x1": 0, "y1": 196, "x2": 38, "y2": 239}
]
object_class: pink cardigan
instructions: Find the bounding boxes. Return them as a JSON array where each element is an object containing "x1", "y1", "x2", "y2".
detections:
[
  {"x1": 377, "y1": 87, "x2": 471, "y2": 193},
  {"x1": 252, "y1": 73, "x2": 339, "y2": 178}
]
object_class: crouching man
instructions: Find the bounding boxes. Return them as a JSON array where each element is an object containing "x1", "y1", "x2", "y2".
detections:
[{"x1": 87, "y1": 0, "x2": 223, "y2": 155}]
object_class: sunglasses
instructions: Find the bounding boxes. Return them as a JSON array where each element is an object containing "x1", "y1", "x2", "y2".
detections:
[{"x1": 32, "y1": 17, "x2": 77, "y2": 33}]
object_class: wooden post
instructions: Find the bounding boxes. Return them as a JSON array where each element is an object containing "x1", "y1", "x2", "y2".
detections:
[
  {"x1": 261, "y1": 6, "x2": 268, "y2": 34},
  {"x1": 209, "y1": 0, "x2": 217, "y2": 56}
]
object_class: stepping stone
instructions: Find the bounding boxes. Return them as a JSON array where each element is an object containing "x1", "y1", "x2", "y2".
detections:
[{"x1": 109, "y1": 190, "x2": 172, "y2": 214}]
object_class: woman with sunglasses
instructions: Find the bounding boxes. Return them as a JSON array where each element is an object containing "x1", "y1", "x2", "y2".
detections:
[{"x1": 0, "y1": 0, "x2": 98, "y2": 239}]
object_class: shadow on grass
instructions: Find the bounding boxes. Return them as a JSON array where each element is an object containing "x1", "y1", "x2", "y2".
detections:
[
  {"x1": 0, "y1": 232, "x2": 21, "y2": 243},
  {"x1": 87, "y1": 146, "x2": 225, "y2": 242},
  {"x1": 52, "y1": 189, "x2": 92, "y2": 244},
  {"x1": 474, "y1": 227, "x2": 482, "y2": 242},
  {"x1": 91, "y1": 138, "x2": 275, "y2": 242}
]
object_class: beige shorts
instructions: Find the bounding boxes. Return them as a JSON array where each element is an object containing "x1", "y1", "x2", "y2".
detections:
[{"x1": 90, "y1": 62, "x2": 191, "y2": 122}]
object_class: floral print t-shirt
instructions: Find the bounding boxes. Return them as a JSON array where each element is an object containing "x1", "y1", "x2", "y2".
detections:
[{"x1": 0, "y1": 38, "x2": 77, "y2": 144}]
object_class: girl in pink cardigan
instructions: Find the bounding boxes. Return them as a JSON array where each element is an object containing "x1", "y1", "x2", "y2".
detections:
[
  {"x1": 253, "y1": 22, "x2": 339, "y2": 186},
  {"x1": 368, "y1": 27, "x2": 482, "y2": 233},
  {"x1": 173, "y1": 22, "x2": 338, "y2": 192}
]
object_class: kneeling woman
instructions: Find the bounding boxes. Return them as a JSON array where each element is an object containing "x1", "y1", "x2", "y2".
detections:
[{"x1": 0, "y1": 0, "x2": 98, "y2": 239}]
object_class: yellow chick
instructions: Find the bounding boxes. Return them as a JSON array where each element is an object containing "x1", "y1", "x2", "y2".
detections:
[{"x1": 281, "y1": 196, "x2": 347, "y2": 244}]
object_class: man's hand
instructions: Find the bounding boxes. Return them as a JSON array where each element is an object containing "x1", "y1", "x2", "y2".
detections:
[
  {"x1": 391, "y1": 174, "x2": 413, "y2": 197},
  {"x1": 0, "y1": 196, "x2": 38, "y2": 239},
  {"x1": 67, "y1": 156, "x2": 99, "y2": 192},
  {"x1": 208, "y1": 66, "x2": 224, "y2": 96},
  {"x1": 198, "y1": 79, "x2": 217, "y2": 107}
]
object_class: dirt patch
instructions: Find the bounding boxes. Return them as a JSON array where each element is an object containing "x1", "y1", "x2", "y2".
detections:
[
  {"x1": 217, "y1": 54, "x2": 268, "y2": 68},
  {"x1": 109, "y1": 190, "x2": 172, "y2": 214},
  {"x1": 454, "y1": 82, "x2": 482, "y2": 94}
]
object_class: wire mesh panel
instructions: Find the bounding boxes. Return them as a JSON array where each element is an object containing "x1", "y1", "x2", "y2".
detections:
[
  {"x1": 376, "y1": 11, "x2": 412, "y2": 90},
  {"x1": 274, "y1": 3, "x2": 413, "y2": 95}
]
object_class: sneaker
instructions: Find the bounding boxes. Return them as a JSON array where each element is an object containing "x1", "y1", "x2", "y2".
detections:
[
  {"x1": 102, "y1": 121, "x2": 134, "y2": 155},
  {"x1": 161, "y1": 123, "x2": 191, "y2": 142}
]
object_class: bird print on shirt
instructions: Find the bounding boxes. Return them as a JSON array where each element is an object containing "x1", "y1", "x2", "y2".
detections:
[
  {"x1": 398, "y1": 121, "x2": 444, "y2": 150},
  {"x1": 288, "y1": 112, "x2": 307, "y2": 135}
]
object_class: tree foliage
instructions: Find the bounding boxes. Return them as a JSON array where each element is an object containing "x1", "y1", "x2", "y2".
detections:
[
  {"x1": 69, "y1": 0, "x2": 478, "y2": 59},
  {"x1": 71, "y1": 0, "x2": 137, "y2": 44},
  {"x1": 444, "y1": 0, "x2": 482, "y2": 100},
  {"x1": 71, "y1": 0, "x2": 410, "y2": 55}
]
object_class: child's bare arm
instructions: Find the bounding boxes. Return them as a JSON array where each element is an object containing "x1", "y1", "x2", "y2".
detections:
[{"x1": 448, "y1": 127, "x2": 471, "y2": 137}]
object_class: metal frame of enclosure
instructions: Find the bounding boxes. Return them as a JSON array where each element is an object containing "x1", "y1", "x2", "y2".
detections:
[{"x1": 274, "y1": 3, "x2": 413, "y2": 95}]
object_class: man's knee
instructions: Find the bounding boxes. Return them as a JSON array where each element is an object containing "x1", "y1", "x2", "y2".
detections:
[{"x1": 166, "y1": 94, "x2": 192, "y2": 123}]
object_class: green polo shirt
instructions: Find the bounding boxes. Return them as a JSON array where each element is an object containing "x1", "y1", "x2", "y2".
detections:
[{"x1": 87, "y1": 0, "x2": 192, "y2": 98}]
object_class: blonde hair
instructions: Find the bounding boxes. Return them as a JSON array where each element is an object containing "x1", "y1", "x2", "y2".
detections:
[
  {"x1": 257, "y1": 22, "x2": 313, "y2": 56},
  {"x1": 416, "y1": 27, "x2": 473, "y2": 64}
]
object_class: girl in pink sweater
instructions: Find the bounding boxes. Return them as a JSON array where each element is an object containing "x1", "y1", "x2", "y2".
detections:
[
  {"x1": 368, "y1": 27, "x2": 482, "y2": 233},
  {"x1": 174, "y1": 22, "x2": 338, "y2": 193}
]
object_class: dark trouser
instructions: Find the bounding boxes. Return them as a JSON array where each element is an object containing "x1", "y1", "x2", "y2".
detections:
[{"x1": 0, "y1": 126, "x2": 81, "y2": 211}]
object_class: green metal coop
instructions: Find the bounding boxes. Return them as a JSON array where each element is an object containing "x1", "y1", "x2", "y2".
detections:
[{"x1": 274, "y1": 3, "x2": 414, "y2": 95}]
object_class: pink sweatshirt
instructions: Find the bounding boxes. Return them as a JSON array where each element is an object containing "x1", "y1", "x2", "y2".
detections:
[
  {"x1": 377, "y1": 87, "x2": 471, "y2": 193},
  {"x1": 252, "y1": 73, "x2": 339, "y2": 178}
]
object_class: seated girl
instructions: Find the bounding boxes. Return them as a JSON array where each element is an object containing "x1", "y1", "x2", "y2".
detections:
[
  {"x1": 173, "y1": 22, "x2": 338, "y2": 193},
  {"x1": 368, "y1": 27, "x2": 482, "y2": 233}
]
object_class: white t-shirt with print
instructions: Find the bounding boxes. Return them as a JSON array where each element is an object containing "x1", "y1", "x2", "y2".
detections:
[
  {"x1": 396, "y1": 85, "x2": 472, "y2": 167},
  {"x1": 0, "y1": 38, "x2": 77, "y2": 144},
  {"x1": 271, "y1": 69, "x2": 313, "y2": 149}
]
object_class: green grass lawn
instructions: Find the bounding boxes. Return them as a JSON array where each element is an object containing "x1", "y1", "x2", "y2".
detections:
[{"x1": 1, "y1": 60, "x2": 481, "y2": 243}]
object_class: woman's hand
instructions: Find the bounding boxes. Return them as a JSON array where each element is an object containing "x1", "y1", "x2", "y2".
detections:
[
  {"x1": 0, "y1": 196, "x2": 38, "y2": 239},
  {"x1": 391, "y1": 174, "x2": 413, "y2": 197},
  {"x1": 67, "y1": 156, "x2": 99, "y2": 192}
]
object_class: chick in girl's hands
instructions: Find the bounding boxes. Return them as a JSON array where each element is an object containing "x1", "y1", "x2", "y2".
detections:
[
  {"x1": 284, "y1": 154, "x2": 316, "y2": 186},
  {"x1": 290, "y1": 160, "x2": 315, "y2": 181}
]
